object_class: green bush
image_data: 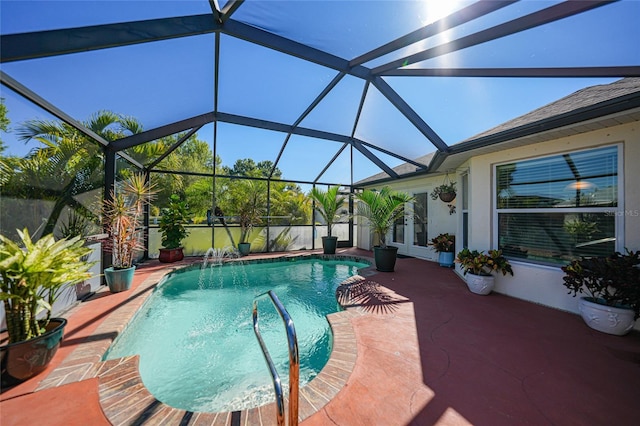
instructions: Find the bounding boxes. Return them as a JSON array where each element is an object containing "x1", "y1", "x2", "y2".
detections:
[
  {"x1": 0, "y1": 229, "x2": 94, "y2": 343},
  {"x1": 159, "y1": 194, "x2": 190, "y2": 249}
]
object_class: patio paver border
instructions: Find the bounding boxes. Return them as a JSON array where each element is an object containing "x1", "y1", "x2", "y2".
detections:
[{"x1": 36, "y1": 253, "x2": 376, "y2": 425}]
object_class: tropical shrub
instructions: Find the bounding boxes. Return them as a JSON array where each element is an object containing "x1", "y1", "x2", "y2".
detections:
[
  {"x1": 355, "y1": 187, "x2": 414, "y2": 249},
  {"x1": 310, "y1": 185, "x2": 348, "y2": 237},
  {"x1": 429, "y1": 233, "x2": 456, "y2": 253},
  {"x1": 159, "y1": 194, "x2": 190, "y2": 249},
  {"x1": 561, "y1": 250, "x2": 640, "y2": 319},
  {"x1": 0, "y1": 229, "x2": 94, "y2": 343},
  {"x1": 456, "y1": 248, "x2": 514, "y2": 277},
  {"x1": 103, "y1": 173, "x2": 156, "y2": 269}
]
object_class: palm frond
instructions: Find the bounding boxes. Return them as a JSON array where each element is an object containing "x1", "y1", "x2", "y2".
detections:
[{"x1": 355, "y1": 187, "x2": 414, "y2": 248}]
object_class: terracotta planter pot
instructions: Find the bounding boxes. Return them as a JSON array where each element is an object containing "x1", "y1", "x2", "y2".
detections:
[
  {"x1": 322, "y1": 236, "x2": 338, "y2": 254},
  {"x1": 1, "y1": 318, "x2": 67, "y2": 386},
  {"x1": 159, "y1": 247, "x2": 184, "y2": 263}
]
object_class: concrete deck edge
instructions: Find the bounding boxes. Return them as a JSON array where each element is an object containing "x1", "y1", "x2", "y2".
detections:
[{"x1": 35, "y1": 253, "x2": 376, "y2": 425}]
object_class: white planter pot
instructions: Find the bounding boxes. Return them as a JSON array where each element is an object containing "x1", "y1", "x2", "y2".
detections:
[
  {"x1": 578, "y1": 297, "x2": 636, "y2": 336},
  {"x1": 465, "y1": 273, "x2": 495, "y2": 295}
]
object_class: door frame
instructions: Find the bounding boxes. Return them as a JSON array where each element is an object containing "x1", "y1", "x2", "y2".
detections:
[{"x1": 387, "y1": 190, "x2": 434, "y2": 260}]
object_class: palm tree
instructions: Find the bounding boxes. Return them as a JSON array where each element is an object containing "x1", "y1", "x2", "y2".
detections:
[
  {"x1": 355, "y1": 187, "x2": 414, "y2": 249},
  {"x1": 309, "y1": 185, "x2": 347, "y2": 237},
  {"x1": 219, "y1": 172, "x2": 268, "y2": 249},
  {"x1": 6, "y1": 111, "x2": 145, "y2": 236},
  {"x1": 355, "y1": 187, "x2": 414, "y2": 272},
  {"x1": 310, "y1": 185, "x2": 347, "y2": 254}
]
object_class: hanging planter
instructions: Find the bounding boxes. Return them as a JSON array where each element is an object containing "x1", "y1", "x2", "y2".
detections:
[
  {"x1": 439, "y1": 191, "x2": 456, "y2": 203},
  {"x1": 430, "y1": 174, "x2": 457, "y2": 203}
]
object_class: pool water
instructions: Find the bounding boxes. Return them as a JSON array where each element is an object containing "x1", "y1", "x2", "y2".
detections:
[{"x1": 103, "y1": 258, "x2": 367, "y2": 412}]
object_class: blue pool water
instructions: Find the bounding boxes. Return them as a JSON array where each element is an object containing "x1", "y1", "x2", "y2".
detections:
[{"x1": 103, "y1": 258, "x2": 367, "y2": 412}]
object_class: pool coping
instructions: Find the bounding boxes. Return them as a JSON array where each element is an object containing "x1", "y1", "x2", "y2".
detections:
[{"x1": 36, "y1": 253, "x2": 377, "y2": 426}]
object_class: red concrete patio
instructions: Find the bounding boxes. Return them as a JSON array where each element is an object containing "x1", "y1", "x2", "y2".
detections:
[{"x1": 2, "y1": 248, "x2": 639, "y2": 425}]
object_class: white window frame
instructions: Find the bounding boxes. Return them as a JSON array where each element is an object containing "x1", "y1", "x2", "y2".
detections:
[{"x1": 492, "y1": 143, "x2": 624, "y2": 266}]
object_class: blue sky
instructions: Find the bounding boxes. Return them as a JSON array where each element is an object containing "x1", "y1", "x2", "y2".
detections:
[{"x1": 1, "y1": 0, "x2": 638, "y2": 184}]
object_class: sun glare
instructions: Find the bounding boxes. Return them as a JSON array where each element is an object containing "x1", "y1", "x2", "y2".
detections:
[
  {"x1": 419, "y1": 0, "x2": 465, "y2": 27},
  {"x1": 402, "y1": 0, "x2": 467, "y2": 69}
]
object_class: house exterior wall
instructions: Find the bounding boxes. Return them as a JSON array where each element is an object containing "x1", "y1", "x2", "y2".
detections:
[
  {"x1": 467, "y1": 121, "x2": 638, "y2": 320},
  {"x1": 356, "y1": 175, "x2": 457, "y2": 261},
  {"x1": 358, "y1": 119, "x2": 639, "y2": 330}
]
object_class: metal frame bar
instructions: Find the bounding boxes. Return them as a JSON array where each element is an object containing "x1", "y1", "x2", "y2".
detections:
[
  {"x1": 379, "y1": 66, "x2": 640, "y2": 78},
  {"x1": 147, "y1": 126, "x2": 202, "y2": 170},
  {"x1": 213, "y1": 31, "x2": 221, "y2": 250},
  {"x1": 208, "y1": 1, "x2": 223, "y2": 22},
  {"x1": 350, "y1": 0, "x2": 517, "y2": 67},
  {"x1": 0, "y1": 71, "x2": 142, "y2": 169},
  {"x1": 294, "y1": 73, "x2": 346, "y2": 129},
  {"x1": 352, "y1": 140, "x2": 398, "y2": 179},
  {"x1": 371, "y1": 0, "x2": 613, "y2": 75},
  {"x1": 2, "y1": 0, "x2": 634, "y2": 215},
  {"x1": 0, "y1": 14, "x2": 220, "y2": 63},
  {"x1": 271, "y1": 134, "x2": 293, "y2": 179},
  {"x1": 220, "y1": 0, "x2": 245, "y2": 22},
  {"x1": 371, "y1": 76, "x2": 449, "y2": 152},
  {"x1": 272, "y1": 72, "x2": 347, "y2": 178},
  {"x1": 110, "y1": 113, "x2": 215, "y2": 151},
  {"x1": 1, "y1": 71, "x2": 109, "y2": 146},
  {"x1": 357, "y1": 139, "x2": 428, "y2": 170},
  {"x1": 222, "y1": 20, "x2": 370, "y2": 79},
  {"x1": 149, "y1": 168, "x2": 347, "y2": 188},
  {"x1": 315, "y1": 143, "x2": 348, "y2": 183}
]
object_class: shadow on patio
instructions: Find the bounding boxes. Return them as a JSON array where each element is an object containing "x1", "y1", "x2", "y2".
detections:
[{"x1": 306, "y1": 254, "x2": 640, "y2": 425}]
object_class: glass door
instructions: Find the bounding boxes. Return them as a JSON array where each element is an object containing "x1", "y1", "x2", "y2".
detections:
[
  {"x1": 408, "y1": 192, "x2": 431, "y2": 258},
  {"x1": 388, "y1": 205, "x2": 408, "y2": 254},
  {"x1": 388, "y1": 191, "x2": 431, "y2": 258}
]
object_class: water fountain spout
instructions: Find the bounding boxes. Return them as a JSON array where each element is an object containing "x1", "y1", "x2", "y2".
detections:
[{"x1": 199, "y1": 247, "x2": 243, "y2": 289}]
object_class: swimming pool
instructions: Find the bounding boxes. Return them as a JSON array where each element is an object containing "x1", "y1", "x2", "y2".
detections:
[{"x1": 103, "y1": 257, "x2": 368, "y2": 413}]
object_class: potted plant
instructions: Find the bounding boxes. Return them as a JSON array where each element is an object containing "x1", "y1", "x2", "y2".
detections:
[
  {"x1": 456, "y1": 248, "x2": 514, "y2": 295},
  {"x1": 430, "y1": 180, "x2": 457, "y2": 203},
  {"x1": 0, "y1": 228, "x2": 94, "y2": 384},
  {"x1": 226, "y1": 178, "x2": 266, "y2": 256},
  {"x1": 429, "y1": 233, "x2": 456, "y2": 267},
  {"x1": 355, "y1": 187, "x2": 414, "y2": 272},
  {"x1": 310, "y1": 185, "x2": 347, "y2": 254},
  {"x1": 561, "y1": 250, "x2": 640, "y2": 335},
  {"x1": 237, "y1": 210, "x2": 256, "y2": 256},
  {"x1": 158, "y1": 194, "x2": 190, "y2": 263},
  {"x1": 102, "y1": 173, "x2": 156, "y2": 292}
]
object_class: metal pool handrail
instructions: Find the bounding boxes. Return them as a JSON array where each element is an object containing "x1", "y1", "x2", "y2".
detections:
[{"x1": 252, "y1": 290, "x2": 300, "y2": 426}]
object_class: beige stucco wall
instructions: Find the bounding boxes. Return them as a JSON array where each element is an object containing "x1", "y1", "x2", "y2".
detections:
[
  {"x1": 358, "y1": 119, "x2": 639, "y2": 329},
  {"x1": 356, "y1": 174, "x2": 457, "y2": 261},
  {"x1": 466, "y1": 121, "x2": 638, "y2": 319}
]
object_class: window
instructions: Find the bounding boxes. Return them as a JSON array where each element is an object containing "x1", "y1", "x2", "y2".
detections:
[
  {"x1": 495, "y1": 145, "x2": 619, "y2": 265},
  {"x1": 461, "y1": 172, "x2": 469, "y2": 249},
  {"x1": 413, "y1": 192, "x2": 428, "y2": 247}
]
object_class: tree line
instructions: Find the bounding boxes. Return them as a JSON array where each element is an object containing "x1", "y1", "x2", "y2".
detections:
[{"x1": 0, "y1": 108, "x2": 314, "y2": 240}]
